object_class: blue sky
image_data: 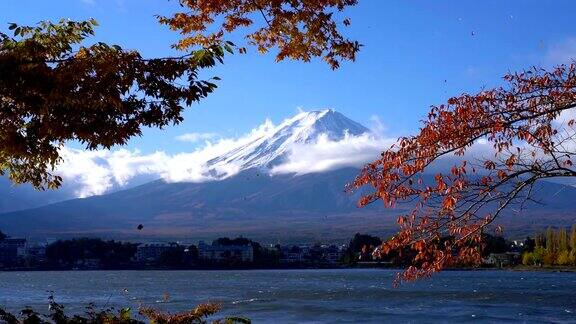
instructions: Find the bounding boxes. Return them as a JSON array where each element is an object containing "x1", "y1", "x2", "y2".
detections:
[{"x1": 2, "y1": 0, "x2": 576, "y2": 155}]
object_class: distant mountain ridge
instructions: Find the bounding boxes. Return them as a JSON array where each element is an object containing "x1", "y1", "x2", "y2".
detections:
[
  {"x1": 0, "y1": 110, "x2": 574, "y2": 241},
  {"x1": 0, "y1": 177, "x2": 74, "y2": 214}
]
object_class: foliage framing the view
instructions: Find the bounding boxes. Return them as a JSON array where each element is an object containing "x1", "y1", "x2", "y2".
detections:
[
  {"x1": 0, "y1": 294, "x2": 250, "y2": 324},
  {"x1": 158, "y1": 0, "x2": 361, "y2": 69},
  {"x1": 0, "y1": 19, "x2": 225, "y2": 189},
  {"x1": 352, "y1": 64, "x2": 576, "y2": 284}
]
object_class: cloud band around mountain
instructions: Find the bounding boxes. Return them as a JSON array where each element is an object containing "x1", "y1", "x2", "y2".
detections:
[
  {"x1": 59, "y1": 106, "x2": 561, "y2": 199},
  {"x1": 56, "y1": 111, "x2": 393, "y2": 198}
]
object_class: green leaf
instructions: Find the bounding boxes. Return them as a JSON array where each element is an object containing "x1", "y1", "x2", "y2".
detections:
[{"x1": 224, "y1": 44, "x2": 234, "y2": 54}]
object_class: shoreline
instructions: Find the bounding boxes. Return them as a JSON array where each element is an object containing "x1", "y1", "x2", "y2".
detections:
[
  {"x1": 508, "y1": 265, "x2": 576, "y2": 273},
  {"x1": 2, "y1": 265, "x2": 576, "y2": 273}
]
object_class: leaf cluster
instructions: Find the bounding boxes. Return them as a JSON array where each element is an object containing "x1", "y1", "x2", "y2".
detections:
[
  {"x1": 0, "y1": 19, "x2": 225, "y2": 189},
  {"x1": 351, "y1": 63, "x2": 576, "y2": 284},
  {"x1": 158, "y1": 0, "x2": 360, "y2": 69},
  {"x1": 0, "y1": 294, "x2": 250, "y2": 324}
]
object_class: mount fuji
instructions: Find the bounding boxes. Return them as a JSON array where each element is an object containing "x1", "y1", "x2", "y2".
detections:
[
  {"x1": 197, "y1": 109, "x2": 370, "y2": 180},
  {"x1": 0, "y1": 110, "x2": 574, "y2": 242}
]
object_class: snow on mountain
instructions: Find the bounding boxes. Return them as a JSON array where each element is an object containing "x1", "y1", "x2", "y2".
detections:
[
  {"x1": 205, "y1": 109, "x2": 369, "y2": 175},
  {"x1": 21, "y1": 109, "x2": 378, "y2": 198}
]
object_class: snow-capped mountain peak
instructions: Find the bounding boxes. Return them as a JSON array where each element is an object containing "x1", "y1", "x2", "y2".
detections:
[{"x1": 206, "y1": 109, "x2": 369, "y2": 173}]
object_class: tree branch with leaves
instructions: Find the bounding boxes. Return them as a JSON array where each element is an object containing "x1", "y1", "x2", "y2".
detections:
[
  {"x1": 158, "y1": 0, "x2": 361, "y2": 69},
  {"x1": 1, "y1": 1, "x2": 360, "y2": 190},
  {"x1": 0, "y1": 19, "x2": 226, "y2": 189},
  {"x1": 351, "y1": 64, "x2": 576, "y2": 285}
]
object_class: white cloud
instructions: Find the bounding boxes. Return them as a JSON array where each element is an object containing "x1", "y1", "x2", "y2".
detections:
[
  {"x1": 57, "y1": 148, "x2": 171, "y2": 197},
  {"x1": 58, "y1": 148, "x2": 114, "y2": 198},
  {"x1": 369, "y1": 115, "x2": 387, "y2": 136},
  {"x1": 175, "y1": 132, "x2": 219, "y2": 143},
  {"x1": 54, "y1": 117, "x2": 281, "y2": 197},
  {"x1": 58, "y1": 106, "x2": 576, "y2": 199},
  {"x1": 554, "y1": 108, "x2": 576, "y2": 126},
  {"x1": 270, "y1": 133, "x2": 394, "y2": 175},
  {"x1": 52, "y1": 112, "x2": 401, "y2": 198}
]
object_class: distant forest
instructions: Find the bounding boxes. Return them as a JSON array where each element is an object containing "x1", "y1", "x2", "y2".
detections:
[{"x1": 522, "y1": 226, "x2": 576, "y2": 266}]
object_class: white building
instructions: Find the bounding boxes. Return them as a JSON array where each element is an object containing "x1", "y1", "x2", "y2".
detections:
[
  {"x1": 134, "y1": 243, "x2": 174, "y2": 263},
  {"x1": 198, "y1": 241, "x2": 254, "y2": 262}
]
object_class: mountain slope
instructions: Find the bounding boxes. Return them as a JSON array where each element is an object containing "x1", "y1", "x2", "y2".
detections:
[
  {"x1": 0, "y1": 177, "x2": 74, "y2": 214},
  {"x1": 0, "y1": 169, "x2": 574, "y2": 241},
  {"x1": 0, "y1": 168, "x2": 391, "y2": 240},
  {"x1": 0, "y1": 109, "x2": 574, "y2": 241}
]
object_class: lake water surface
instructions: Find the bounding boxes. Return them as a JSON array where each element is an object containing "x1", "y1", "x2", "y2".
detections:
[{"x1": 0, "y1": 269, "x2": 575, "y2": 323}]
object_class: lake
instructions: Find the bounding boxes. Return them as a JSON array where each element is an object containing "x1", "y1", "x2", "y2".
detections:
[{"x1": 0, "y1": 269, "x2": 575, "y2": 323}]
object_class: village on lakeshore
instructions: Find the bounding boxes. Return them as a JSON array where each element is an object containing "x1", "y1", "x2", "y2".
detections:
[{"x1": 2, "y1": 227, "x2": 575, "y2": 271}]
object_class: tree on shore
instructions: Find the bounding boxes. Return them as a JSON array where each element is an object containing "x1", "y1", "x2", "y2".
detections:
[
  {"x1": 351, "y1": 64, "x2": 576, "y2": 284},
  {"x1": 570, "y1": 225, "x2": 576, "y2": 250},
  {"x1": 522, "y1": 226, "x2": 576, "y2": 267},
  {"x1": 571, "y1": 225, "x2": 576, "y2": 262}
]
